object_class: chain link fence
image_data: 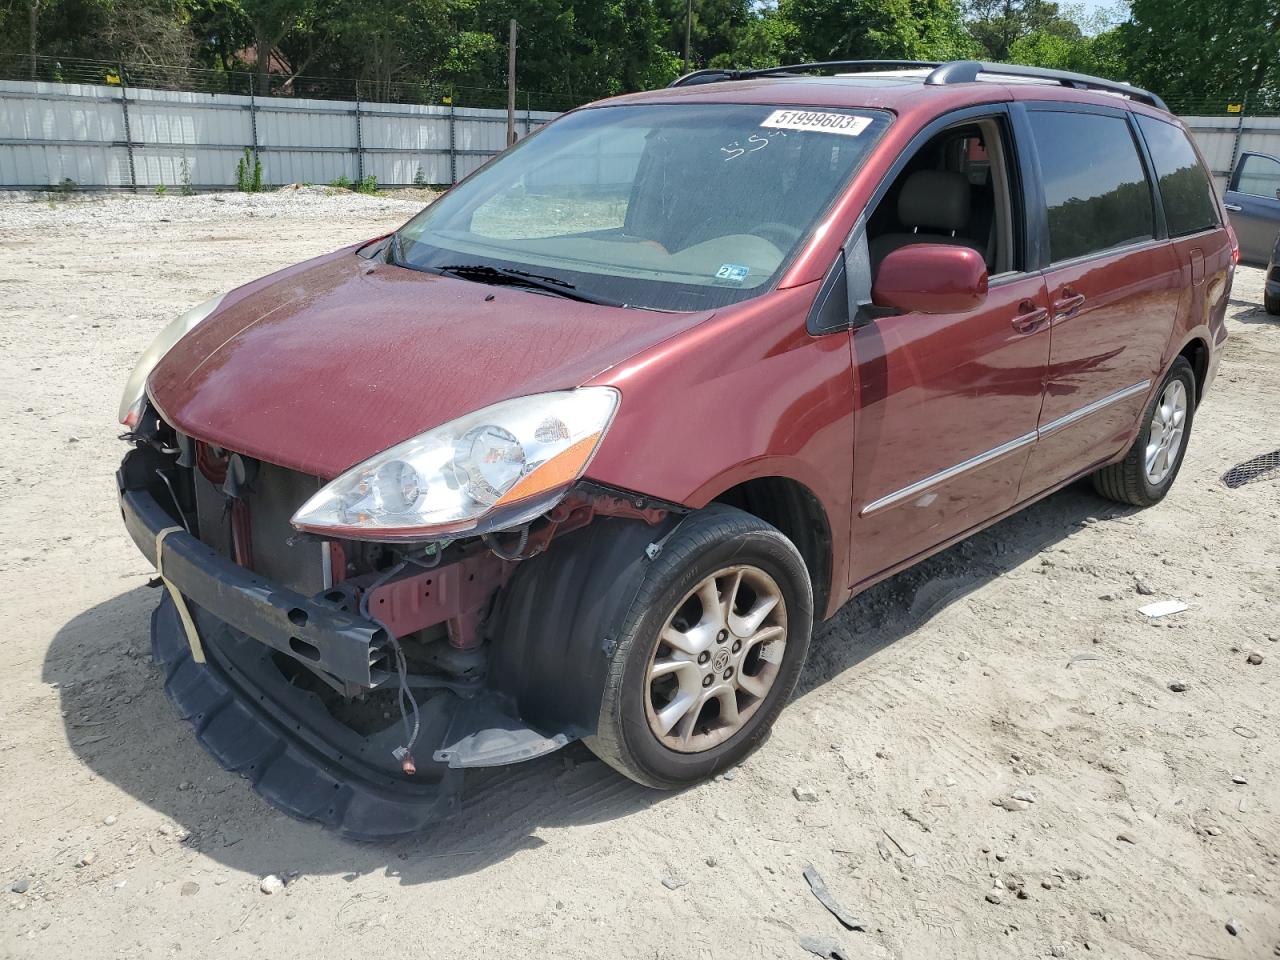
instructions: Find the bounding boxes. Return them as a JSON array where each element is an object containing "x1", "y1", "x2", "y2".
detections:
[{"x1": 0, "y1": 54, "x2": 583, "y2": 114}]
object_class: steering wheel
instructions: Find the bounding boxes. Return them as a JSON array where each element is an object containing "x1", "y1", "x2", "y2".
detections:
[{"x1": 753, "y1": 221, "x2": 803, "y2": 250}]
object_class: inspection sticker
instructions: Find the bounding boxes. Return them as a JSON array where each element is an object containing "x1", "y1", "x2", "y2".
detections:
[
  {"x1": 760, "y1": 110, "x2": 872, "y2": 137},
  {"x1": 716, "y1": 263, "x2": 750, "y2": 283}
]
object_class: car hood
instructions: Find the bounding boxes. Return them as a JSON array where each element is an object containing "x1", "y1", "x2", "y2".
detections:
[{"x1": 148, "y1": 249, "x2": 712, "y2": 479}]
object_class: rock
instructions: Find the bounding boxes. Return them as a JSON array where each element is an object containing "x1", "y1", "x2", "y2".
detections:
[
  {"x1": 178, "y1": 781, "x2": 193, "y2": 791},
  {"x1": 1135, "y1": 580, "x2": 1155, "y2": 596},
  {"x1": 1050, "y1": 945, "x2": 1067, "y2": 958},
  {"x1": 180, "y1": 881, "x2": 199, "y2": 896},
  {"x1": 1232, "y1": 775, "x2": 1247, "y2": 785},
  {"x1": 1246, "y1": 651, "x2": 1264, "y2": 665},
  {"x1": 1012, "y1": 790, "x2": 1037, "y2": 804},
  {"x1": 10, "y1": 878, "x2": 30, "y2": 894},
  {"x1": 157, "y1": 824, "x2": 173, "y2": 836},
  {"x1": 1116, "y1": 832, "x2": 1137, "y2": 845},
  {"x1": 1001, "y1": 797, "x2": 1031, "y2": 812},
  {"x1": 1204, "y1": 825, "x2": 1223, "y2": 837},
  {"x1": 1226, "y1": 918, "x2": 1240, "y2": 936},
  {"x1": 661, "y1": 875, "x2": 688, "y2": 890},
  {"x1": 102, "y1": 815, "x2": 117, "y2": 826},
  {"x1": 1168, "y1": 681, "x2": 1188, "y2": 692},
  {"x1": 985, "y1": 891, "x2": 1002, "y2": 905},
  {"x1": 705, "y1": 856, "x2": 719, "y2": 868},
  {"x1": 722, "y1": 767, "x2": 738, "y2": 781},
  {"x1": 77, "y1": 852, "x2": 97, "y2": 867},
  {"x1": 793, "y1": 785, "x2": 819, "y2": 803},
  {"x1": 958, "y1": 651, "x2": 970, "y2": 661},
  {"x1": 259, "y1": 874, "x2": 284, "y2": 895},
  {"x1": 995, "y1": 851, "x2": 1007, "y2": 862}
]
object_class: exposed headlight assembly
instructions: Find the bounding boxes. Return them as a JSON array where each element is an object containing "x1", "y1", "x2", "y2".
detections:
[
  {"x1": 291, "y1": 388, "x2": 620, "y2": 541},
  {"x1": 118, "y1": 294, "x2": 226, "y2": 427}
]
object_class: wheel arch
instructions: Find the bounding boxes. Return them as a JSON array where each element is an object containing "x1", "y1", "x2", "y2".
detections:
[
  {"x1": 1176, "y1": 335, "x2": 1210, "y2": 406},
  {"x1": 704, "y1": 475, "x2": 834, "y2": 621}
]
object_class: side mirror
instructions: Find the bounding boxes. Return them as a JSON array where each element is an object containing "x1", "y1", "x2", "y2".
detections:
[{"x1": 871, "y1": 244, "x2": 989, "y2": 315}]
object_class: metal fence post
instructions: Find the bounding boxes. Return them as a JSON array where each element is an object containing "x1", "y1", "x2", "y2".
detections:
[
  {"x1": 118, "y1": 64, "x2": 138, "y2": 192},
  {"x1": 524, "y1": 104, "x2": 531, "y2": 138},
  {"x1": 355, "y1": 82, "x2": 364, "y2": 184},
  {"x1": 249, "y1": 73, "x2": 259, "y2": 168},
  {"x1": 448, "y1": 99, "x2": 457, "y2": 184},
  {"x1": 1226, "y1": 93, "x2": 1248, "y2": 183}
]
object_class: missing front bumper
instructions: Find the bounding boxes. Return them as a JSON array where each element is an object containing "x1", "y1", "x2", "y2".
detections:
[{"x1": 121, "y1": 451, "x2": 571, "y2": 837}]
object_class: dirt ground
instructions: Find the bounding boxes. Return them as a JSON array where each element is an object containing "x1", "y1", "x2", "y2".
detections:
[{"x1": 1, "y1": 191, "x2": 1277, "y2": 960}]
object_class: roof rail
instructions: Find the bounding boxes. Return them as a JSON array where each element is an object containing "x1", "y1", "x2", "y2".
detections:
[
  {"x1": 668, "y1": 61, "x2": 941, "y2": 88},
  {"x1": 925, "y1": 60, "x2": 1168, "y2": 111}
]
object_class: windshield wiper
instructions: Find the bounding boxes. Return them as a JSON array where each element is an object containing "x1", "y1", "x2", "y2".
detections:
[{"x1": 435, "y1": 263, "x2": 626, "y2": 307}]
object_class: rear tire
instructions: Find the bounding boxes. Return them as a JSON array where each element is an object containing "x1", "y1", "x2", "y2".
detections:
[
  {"x1": 1091, "y1": 356, "x2": 1195, "y2": 507},
  {"x1": 1265, "y1": 290, "x2": 1280, "y2": 316},
  {"x1": 585, "y1": 504, "x2": 813, "y2": 790}
]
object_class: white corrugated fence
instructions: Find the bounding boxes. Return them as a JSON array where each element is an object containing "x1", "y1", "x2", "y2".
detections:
[
  {"x1": 2, "y1": 77, "x2": 1279, "y2": 192},
  {"x1": 0, "y1": 79, "x2": 559, "y2": 189}
]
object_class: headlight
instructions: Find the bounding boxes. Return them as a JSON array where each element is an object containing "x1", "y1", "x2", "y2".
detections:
[
  {"x1": 118, "y1": 294, "x2": 226, "y2": 427},
  {"x1": 291, "y1": 388, "x2": 620, "y2": 541}
]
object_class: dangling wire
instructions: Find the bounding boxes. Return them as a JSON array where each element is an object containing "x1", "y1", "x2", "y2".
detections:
[{"x1": 357, "y1": 554, "x2": 426, "y2": 775}]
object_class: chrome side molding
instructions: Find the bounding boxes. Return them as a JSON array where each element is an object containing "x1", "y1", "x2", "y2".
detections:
[{"x1": 860, "y1": 379, "x2": 1152, "y2": 517}]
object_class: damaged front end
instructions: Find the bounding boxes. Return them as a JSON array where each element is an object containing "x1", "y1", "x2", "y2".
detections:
[{"x1": 118, "y1": 409, "x2": 682, "y2": 839}]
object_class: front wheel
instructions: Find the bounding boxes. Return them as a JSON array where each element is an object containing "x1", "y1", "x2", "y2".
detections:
[
  {"x1": 1091, "y1": 356, "x2": 1195, "y2": 507},
  {"x1": 585, "y1": 505, "x2": 813, "y2": 789}
]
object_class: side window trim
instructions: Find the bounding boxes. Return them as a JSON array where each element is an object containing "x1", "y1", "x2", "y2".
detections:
[{"x1": 1127, "y1": 112, "x2": 1169, "y2": 241}]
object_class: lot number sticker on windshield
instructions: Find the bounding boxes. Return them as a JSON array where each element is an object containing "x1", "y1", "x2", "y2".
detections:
[{"x1": 761, "y1": 110, "x2": 872, "y2": 137}]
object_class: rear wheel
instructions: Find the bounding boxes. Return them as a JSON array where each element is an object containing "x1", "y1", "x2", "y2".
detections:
[
  {"x1": 585, "y1": 505, "x2": 812, "y2": 789},
  {"x1": 1091, "y1": 356, "x2": 1195, "y2": 507},
  {"x1": 1265, "y1": 289, "x2": 1280, "y2": 316}
]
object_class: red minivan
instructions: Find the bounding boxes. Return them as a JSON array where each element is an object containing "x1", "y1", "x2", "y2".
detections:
[{"x1": 116, "y1": 60, "x2": 1233, "y2": 838}]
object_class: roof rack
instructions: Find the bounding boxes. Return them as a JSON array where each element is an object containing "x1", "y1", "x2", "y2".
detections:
[
  {"x1": 667, "y1": 61, "x2": 942, "y2": 87},
  {"x1": 924, "y1": 60, "x2": 1167, "y2": 111},
  {"x1": 667, "y1": 58, "x2": 1168, "y2": 112}
]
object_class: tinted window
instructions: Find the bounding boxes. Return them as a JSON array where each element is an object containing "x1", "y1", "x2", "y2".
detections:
[
  {"x1": 1236, "y1": 153, "x2": 1280, "y2": 200},
  {"x1": 1028, "y1": 111, "x2": 1154, "y2": 263},
  {"x1": 1137, "y1": 115, "x2": 1219, "y2": 236}
]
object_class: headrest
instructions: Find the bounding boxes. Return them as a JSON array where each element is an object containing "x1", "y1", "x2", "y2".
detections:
[{"x1": 897, "y1": 170, "x2": 971, "y2": 232}]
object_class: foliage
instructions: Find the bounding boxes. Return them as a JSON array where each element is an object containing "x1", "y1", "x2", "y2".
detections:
[
  {"x1": 355, "y1": 173, "x2": 378, "y2": 193},
  {"x1": 3, "y1": 0, "x2": 1278, "y2": 111},
  {"x1": 235, "y1": 148, "x2": 263, "y2": 191},
  {"x1": 180, "y1": 156, "x2": 194, "y2": 194}
]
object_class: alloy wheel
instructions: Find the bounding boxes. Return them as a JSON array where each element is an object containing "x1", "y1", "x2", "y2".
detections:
[
  {"x1": 1145, "y1": 379, "x2": 1188, "y2": 485},
  {"x1": 644, "y1": 565, "x2": 787, "y2": 753}
]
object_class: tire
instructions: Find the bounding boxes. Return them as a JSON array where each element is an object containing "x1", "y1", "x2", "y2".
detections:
[
  {"x1": 1265, "y1": 290, "x2": 1280, "y2": 316},
  {"x1": 1091, "y1": 356, "x2": 1196, "y2": 507},
  {"x1": 584, "y1": 504, "x2": 813, "y2": 789}
]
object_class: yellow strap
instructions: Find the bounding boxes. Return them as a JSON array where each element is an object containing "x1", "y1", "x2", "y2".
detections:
[{"x1": 154, "y1": 525, "x2": 205, "y2": 664}]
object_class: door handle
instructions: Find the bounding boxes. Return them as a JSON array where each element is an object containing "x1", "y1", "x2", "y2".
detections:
[
  {"x1": 1011, "y1": 300, "x2": 1048, "y2": 334},
  {"x1": 1053, "y1": 289, "x2": 1086, "y2": 321},
  {"x1": 1223, "y1": 203, "x2": 1242, "y2": 211}
]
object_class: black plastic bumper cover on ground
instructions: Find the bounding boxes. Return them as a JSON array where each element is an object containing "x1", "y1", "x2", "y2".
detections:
[{"x1": 152, "y1": 592, "x2": 465, "y2": 839}]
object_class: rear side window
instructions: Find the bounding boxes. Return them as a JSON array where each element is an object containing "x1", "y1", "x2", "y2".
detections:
[
  {"x1": 1028, "y1": 111, "x2": 1154, "y2": 263},
  {"x1": 1136, "y1": 115, "x2": 1220, "y2": 236}
]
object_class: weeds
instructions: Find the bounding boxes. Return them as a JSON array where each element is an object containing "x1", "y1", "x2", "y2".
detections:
[
  {"x1": 180, "y1": 157, "x2": 194, "y2": 196},
  {"x1": 329, "y1": 174, "x2": 378, "y2": 194},
  {"x1": 235, "y1": 149, "x2": 263, "y2": 192}
]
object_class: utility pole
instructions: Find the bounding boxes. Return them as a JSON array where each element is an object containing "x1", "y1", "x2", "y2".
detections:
[
  {"x1": 683, "y1": 0, "x2": 692, "y2": 73},
  {"x1": 507, "y1": 19, "x2": 518, "y2": 147}
]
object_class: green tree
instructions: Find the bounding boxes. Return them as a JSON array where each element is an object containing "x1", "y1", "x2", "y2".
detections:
[
  {"x1": 1123, "y1": 0, "x2": 1280, "y2": 107},
  {"x1": 778, "y1": 0, "x2": 979, "y2": 63}
]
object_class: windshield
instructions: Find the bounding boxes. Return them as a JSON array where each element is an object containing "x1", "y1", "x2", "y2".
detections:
[{"x1": 393, "y1": 103, "x2": 892, "y2": 311}]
